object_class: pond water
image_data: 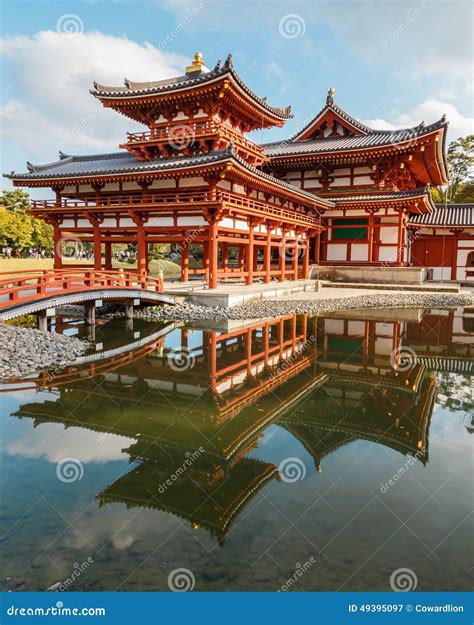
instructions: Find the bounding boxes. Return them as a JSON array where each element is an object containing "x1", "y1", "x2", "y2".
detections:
[{"x1": 0, "y1": 307, "x2": 472, "y2": 592}]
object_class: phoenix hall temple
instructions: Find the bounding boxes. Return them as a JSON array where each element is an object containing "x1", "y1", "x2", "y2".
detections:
[{"x1": 6, "y1": 52, "x2": 474, "y2": 286}]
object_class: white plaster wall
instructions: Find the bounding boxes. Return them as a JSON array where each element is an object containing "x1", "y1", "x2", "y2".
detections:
[
  {"x1": 379, "y1": 226, "x2": 398, "y2": 244},
  {"x1": 122, "y1": 182, "x2": 140, "y2": 191},
  {"x1": 378, "y1": 246, "x2": 398, "y2": 262},
  {"x1": 323, "y1": 319, "x2": 345, "y2": 334},
  {"x1": 326, "y1": 243, "x2": 347, "y2": 261},
  {"x1": 332, "y1": 177, "x2": 351, "y2": 187},
  {"x1": 146, "y1": 217, "x2": 174, "y2": 227},
  {"x1": 100, "y1": 219, "x2": 116, "y2": 228},
  {"x1": 61, "y1": 219, "x2": 75, "y2": 228},
  {"x1": 350, "y1": 243, "x2": 369, "y2": 261},
  {"x1": 347, "y1": 320, "x2": 365, "y2": 336},
  {"x1": 149, "y1": 180, "x2": 175, "y2": 189},
  {"x1": 374, "y1": 337, "x2": 393, "y2": 356},
  {"x1": 180, "y1": 176, "x2": 205, "y2": 186},
  {"x1": 118, "y1": 218, "x2": 136, "y2": 228},
  {"x1": 76, "y1": 219, "x2": 91, "y2": 228},
  {"x1": 177, "y1": 216, "x2": 207, "y2": 226},
  {"x1": 375, "y1": 322, "x2": 394, "y2": 337},
  {"x1": 354, "y1": 175, "x2": 373, "y2": 185}
]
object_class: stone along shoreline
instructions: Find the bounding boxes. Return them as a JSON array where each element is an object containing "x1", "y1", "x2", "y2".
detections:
[
  {"x1": 132, "y1": 291, "x2": 473, "y2": 321},
  {"x1": 0, "y1": 325, "x2": 88, "y2": 379}
]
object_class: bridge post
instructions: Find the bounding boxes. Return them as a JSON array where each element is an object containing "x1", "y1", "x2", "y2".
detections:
[
  {"x1": 84, "y1": 301, "x2": 96, "y2": 325},
  {"x1": 124, "y1": 298, "x2": 139, "y2": 318},
  {"x1": 36, "y1": 308, "x2": 55, "y2": 332}
]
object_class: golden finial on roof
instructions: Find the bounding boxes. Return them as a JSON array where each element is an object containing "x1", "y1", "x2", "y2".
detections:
[
  {"x1": 186, "y1": 51, "x2": 205, "y2": 75},
  {"x1": 327, "y1": 87, "x2": 335, "y2": 104}
]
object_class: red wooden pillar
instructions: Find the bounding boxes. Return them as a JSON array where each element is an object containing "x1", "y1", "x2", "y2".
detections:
[
  {"x1": 279, "y1": 230, "x2": 286, "y2": 282},
  {"x1": 292, "y1": 233, "x2": 299, "y2": 280},
  {"x1": 263, "y1": 322, "x2": 269, "y2": 369},
  {"x1": 104, "y1": 241, "x2": 113, "y2": 270},
  {"x1": 313, "y1": 231, "x2": 321, "y2": 264},
  {"x1": 53, "y1": 224, "x2": 63, "y2": 270},
  {"x1": 367, "y1": 211, "x2": 375, "y2": 263},
  {"x1": 303, "y1": 233, "x2": 310, "y2": 279},
  {"x1": 264, "y1": 226, "x2": 272, "y2": 283},
  {"x1": 208, "y1": 221, "x2": 218, "y2": 289},
  {"x1": 238, "y1": 244, "x2": 245, "y2": 275},
  {"x1": 203, "y1": 242, "x2": 209, "y2": 281},
  {"x1": 222, "y1": 242, "x2": 228, "y2": 277},
  {"x1": 246, "y1": 328, "x2": 253, "y2": 377},
  {"x1": 246, "y1": 225, "x2": 254, "y2": 285},
  {"x1": 93, "y1": 223, "x2": 102, "y2": 271},
  {"x1": 136, "y1": 224, "x2": 147, "y2": 275},
  {"x1": 396, "y1": 210, "x2": 405, "y2": 265},
  {"x1": 181, "y1": 243, "x2": 189, "y2": 282}
]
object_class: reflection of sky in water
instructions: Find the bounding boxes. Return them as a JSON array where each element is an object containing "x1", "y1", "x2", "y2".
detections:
[{"x1": 0, "y1": 313, "x2": 472, "y2": 592}]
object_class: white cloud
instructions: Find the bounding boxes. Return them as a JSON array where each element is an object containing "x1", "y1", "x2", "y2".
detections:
[
  {"x1": 6, "y1": 421, "x2": 133, "y2": 463},
  {"x1": 364, "y1": 99, "x2": 474, "y2": 140},
  {"x1": 0, "y1": 31, "x2": 188, "y2": 163}
]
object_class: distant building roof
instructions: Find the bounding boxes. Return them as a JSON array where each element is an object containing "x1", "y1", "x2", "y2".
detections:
[{"x1": 409, "y1": 204, "x2": 474, "y2": 228}]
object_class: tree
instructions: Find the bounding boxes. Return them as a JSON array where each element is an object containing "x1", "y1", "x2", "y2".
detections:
[
  {"x1": 436, "y1": 135, "x2": 474, "y2": 204},
  {"x1": 0, "y1": 189, "x2": 53, "y2": 251}
]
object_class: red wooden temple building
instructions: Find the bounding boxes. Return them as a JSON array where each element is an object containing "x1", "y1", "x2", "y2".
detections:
[{"x1": 5, "y1": 52, "x2": 473, "y2": 286}]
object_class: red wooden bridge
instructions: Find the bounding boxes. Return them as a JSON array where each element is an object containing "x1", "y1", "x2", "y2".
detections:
[{"x1": 0, "y1": 268, "x2": 175, "y2": 321}]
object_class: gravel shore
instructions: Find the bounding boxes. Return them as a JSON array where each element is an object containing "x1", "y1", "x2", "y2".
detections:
[
  {"x1": 132, "y1": 291, "x2": 473, "y2": 321},
  {"x1": 0, "y1": 324, "x2": 89, "y2": 380}
]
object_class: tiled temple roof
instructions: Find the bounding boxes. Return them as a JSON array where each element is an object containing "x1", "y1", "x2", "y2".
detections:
[
  {"x1": 409, "y1": 204, "x2": 474, "y2": 227},
  {"x1": 6, "y1": 145, "x2": 333, "y2": 208},
  {"x1": 91, "y1": 54, "x2": 292, "y2": 120},
  {"x1": 263, "y1": 118, "x2": 447, "y2": 157},
  {"x1": 7, "y1": 149, "x2": 232, "y2": 179},
  {"x1": 291, "y1": 93, "x2": 372, "y2": 139}
]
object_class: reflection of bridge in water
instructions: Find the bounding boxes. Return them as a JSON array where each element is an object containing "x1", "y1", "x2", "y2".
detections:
[{"x1": 11, "y1": 307, "x2": 472, "y2": 543}]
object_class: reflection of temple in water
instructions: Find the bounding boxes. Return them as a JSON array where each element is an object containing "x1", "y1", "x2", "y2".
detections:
[{"x1": 12, "y1": 308, "x2": 472, "y2": 543}]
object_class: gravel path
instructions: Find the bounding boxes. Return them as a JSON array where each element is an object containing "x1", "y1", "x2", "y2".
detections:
[
  {"x1": 133, "y1": 290, "x2": 473, "y2": 321},
  {"x1": 0, "y1": 324, "x2": 89, "y2": 380}
]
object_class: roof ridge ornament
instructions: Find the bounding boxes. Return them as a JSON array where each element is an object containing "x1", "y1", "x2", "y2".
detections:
[
  {"x1": 185, "y1": 52, "x2": 205, "y2": 75},
  {"x1": 326, "y1": 87, "x2": 335, "y2": 105},
  {"x1": 224, "y1": 53, "x2": 233, "y2": 70}
]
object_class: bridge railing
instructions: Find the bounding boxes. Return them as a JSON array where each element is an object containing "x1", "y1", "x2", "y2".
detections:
[{"x1": 0, "y1": 269, "x2": 163, "y2": 308}]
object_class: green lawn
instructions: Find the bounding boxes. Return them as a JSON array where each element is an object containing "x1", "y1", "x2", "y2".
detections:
[{"x1": 0, "y1": 257, "x2": 182, "y2": 278}]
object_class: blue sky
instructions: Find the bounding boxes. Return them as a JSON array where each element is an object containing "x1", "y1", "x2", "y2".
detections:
[{"x1": 1, "y1": 0, "x2": 472, "y2": 189}]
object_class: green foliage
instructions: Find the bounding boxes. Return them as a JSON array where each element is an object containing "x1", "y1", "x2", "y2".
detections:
[
  {"x1": 0, "y1": 189, "x2": 53, "y2": 251},
  {"x1": 437, "y1": 135, "x2": 474, "y2": 204}
]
